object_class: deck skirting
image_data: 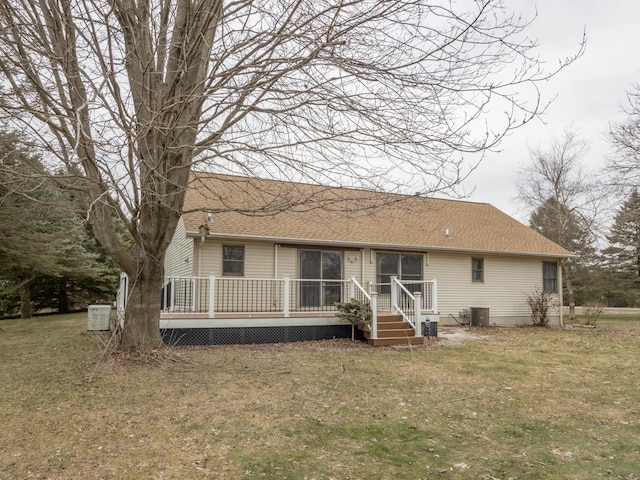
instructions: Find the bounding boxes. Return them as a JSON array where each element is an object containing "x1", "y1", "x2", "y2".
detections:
[{"x1": 161, "y1": 324, "x2": 359, "y2": 346}]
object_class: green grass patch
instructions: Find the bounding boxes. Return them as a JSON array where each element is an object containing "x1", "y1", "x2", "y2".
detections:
[{"x1": 1, "y1": 313, "x2": 639, "y2": 479}]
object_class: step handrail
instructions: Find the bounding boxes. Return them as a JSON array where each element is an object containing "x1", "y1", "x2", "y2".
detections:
[
  {"x1": 349, "y1": 276, "x2": 371, "y2": 303},
  {"x1": 391, "y1": 277, "x2": 423, "y2": 337},
  {"x1": 349, "y1": 277, "x2": 378, "y2": 340}
]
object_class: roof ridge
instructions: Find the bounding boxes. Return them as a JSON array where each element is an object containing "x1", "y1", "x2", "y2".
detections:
[{"x1": 189, "y1": 171, "x2": 493, "y2": 208}]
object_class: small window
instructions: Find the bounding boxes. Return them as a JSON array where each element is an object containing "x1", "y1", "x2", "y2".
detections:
[
  {"x1": 472, "y1": 258, "x2": 484, "y2": 282},
  {"x1": 222, "y1": 245, "x2": 244, "y2": 276},
  {"x1": 543, "y1": 262, "x2": 557, "y2": 293}
]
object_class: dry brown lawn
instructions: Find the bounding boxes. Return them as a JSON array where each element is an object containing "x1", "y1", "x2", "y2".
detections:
[{"x1": 1, "y1": 313, "x2": 639, "y2": 479}]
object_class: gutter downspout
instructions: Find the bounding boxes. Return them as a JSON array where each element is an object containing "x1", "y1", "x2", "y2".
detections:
[
  {"x1": 559, "y1": 259, "x2": 565, "y2": 327},
  {"x1": 197, "y1": 237, "x2": 204, "y2": 278},
  {"x1": 275, "y1": 244, "x2": 280, "y2": 310}
]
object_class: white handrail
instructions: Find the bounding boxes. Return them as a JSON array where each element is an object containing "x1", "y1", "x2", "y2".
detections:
[
  {"x1": 391, "y1": 277, "x2": 422, "y2": 336},
  {"x1": 395, "y1": 279, "x2": 415, "y2": 299},
  {"x1": 349, "y1": 277, "x2": 377, "y2": 339},
  {"x1": 350, "y1": 276, "x2": 371, "y2": 302}
]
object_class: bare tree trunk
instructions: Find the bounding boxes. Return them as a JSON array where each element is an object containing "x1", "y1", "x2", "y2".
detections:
[
  {"x1": 19, "y1": 281, "x2": 32, "y2": 319},
  {"x1": 58, "y1": 280, "x2": 70, "y2": 314},
  {"x1": 121, "y1": 258, "x2": 165, "y2": 351}
]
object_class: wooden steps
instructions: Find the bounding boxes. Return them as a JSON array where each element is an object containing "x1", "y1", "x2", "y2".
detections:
[{"x1": 361, "y1": 313, "x2": 424, "y2": 347}]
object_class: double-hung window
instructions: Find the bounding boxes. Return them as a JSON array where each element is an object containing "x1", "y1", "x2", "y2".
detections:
[
  {"x1": 222, "y1": 245, "x2": 244, "y2": 276},
  {"x1": 543, "y1": 262, "x2": 558, "y2": 293},
  {"x1": 472, "y1": 258, "x2": 484, "y2": 282}
]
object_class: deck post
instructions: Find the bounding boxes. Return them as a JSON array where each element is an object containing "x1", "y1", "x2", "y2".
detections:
[
  {"x1": 390, "y1": 276, "x2": 398, "y2": 313},
  {"x1": 170, "y1": 277, "x2": 176, "y2": 312},
  {"x1": 349, "y1": 277, "x2": 355, "y2": 301},
  {"x1": 370, "y1": 292, "x2": 378, "y2": 340},
  {"x1": 431, "y1": 279, "x2": 438, "y2": 313},
  {"x1": 414, "y1": 292, "x2": 423, "y2": 337},
  {"x1": 208, "y1": 275, "x2": 215, "y2": 319},
  {"x1": 283, "y1": 277, "x2": 290, "y2": 317},
  {"x1": 191, "y1": 278, "x2": 197, "y2": 312}
]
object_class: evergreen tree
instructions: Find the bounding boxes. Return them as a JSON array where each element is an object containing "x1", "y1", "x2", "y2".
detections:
[
  {"x1": 0, "y1": 131, "x2": 117, "y2": 318},
  {"x1": 529, "y1": 197, "x2": 594, "y2": 256},
  {"x1": 601, "y1": 190, "x2": 640, "y2": 304}
]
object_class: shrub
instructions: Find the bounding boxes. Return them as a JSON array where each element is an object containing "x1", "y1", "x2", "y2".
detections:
[
  {"x1": 335, "y1": 298, "x2": 372, "y2": 325},
  {"x1": 335, "y1": 298, "x2": 372, "y2": 341},
  {"x1": 583, "y1": 299, "x2": 606, "y2": 326},
  {"x1": 527, "y1": 288, "x2": 559, "y2": 327}
]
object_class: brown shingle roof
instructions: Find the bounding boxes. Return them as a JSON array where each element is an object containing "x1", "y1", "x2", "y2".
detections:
[{"x1": 182, "y1": 173, "x2": 571, "y2": 258}]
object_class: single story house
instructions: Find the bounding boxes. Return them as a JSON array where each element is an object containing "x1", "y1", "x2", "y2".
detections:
[{"x1": 119, "y1": 172, "x2": 571, "y2": 346}]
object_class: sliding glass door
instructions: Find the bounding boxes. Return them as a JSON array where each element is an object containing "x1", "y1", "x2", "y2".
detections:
[{"x1": 376, "y1": 253, "x2": 423, "y2": 293}]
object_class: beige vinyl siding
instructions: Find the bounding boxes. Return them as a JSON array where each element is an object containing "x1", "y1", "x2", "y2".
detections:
[
  {"x1": 244, "y1": 243, "x2": 275, "y2": 277},
  {"x1": 199, "y1": 240, "x2": 275, "y2": 277},
  {"x1": 276, "y1": 246, "x2": 297, "y2": 279},
  {"x1": 164, "y1": 218, "x2": 193, "y2": 278},
  {"x1": 273, "y1": 246, "x2": 297, "y2": 310},
  {"x1": 427, "y1": 252, "x2": 561, "y2": 326},
  {"x1": 343, "y1": 250, "x2": 363, "y2": 284},
  {"x1": 362, "y1": 249, "x2": 377, "y2": 292},
  {"x1": 198, "y1": 240, "x2": 219, "y2": 276}
]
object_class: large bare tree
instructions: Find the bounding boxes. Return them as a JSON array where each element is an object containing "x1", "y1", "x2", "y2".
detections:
[
  {"x1": 0, "y1": 0, "x2": 582, "y2": 351},
  {"x1": 609, "y1": 83, "x2": 640, "y2": 189},
  {"x1": 516, "y1": 128, "x2": 602, "y2": 320}
]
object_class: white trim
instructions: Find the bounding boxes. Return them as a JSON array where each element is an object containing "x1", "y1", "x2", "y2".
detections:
[{"x1": 185, "y1": 232, "x2": 572, "y2": 259}]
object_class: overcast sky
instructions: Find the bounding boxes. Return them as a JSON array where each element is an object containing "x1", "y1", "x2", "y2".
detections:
[{"x1": 459, "y1": 0, "x2": 640, "y2": 222}]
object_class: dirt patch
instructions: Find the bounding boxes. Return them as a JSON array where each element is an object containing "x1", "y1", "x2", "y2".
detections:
[{"x1": 437, "y1": 326, "x2": 493, "y2": 346}]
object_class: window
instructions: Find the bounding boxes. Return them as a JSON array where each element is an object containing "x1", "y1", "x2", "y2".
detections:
[
  {"x1": 222, "y1": 245, "x2": 244, "y2": 276},
  {"x1": 472, "y1": 258, "x2": 484, "y2": 282},
  {"x1": 543, "y1": 262, "x2": 557, "y2": 293}
]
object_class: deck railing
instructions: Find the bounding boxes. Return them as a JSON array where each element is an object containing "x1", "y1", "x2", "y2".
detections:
[
  {"x1": 116, "y1": 275, "x2": 437, "y2": 322},
  {"x1": 390, "y1": 276, "x2": 422, "y2": 337},
  {"x1": 374, "y1": 279, "x2": 437, "y2": 313},
  {"x1": 159, "y1": 276, "x2": 356, "y2": 317}
]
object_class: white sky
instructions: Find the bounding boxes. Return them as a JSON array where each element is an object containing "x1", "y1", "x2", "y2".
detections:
[{"x1": 459, "y1": 0, "x2": 640, "y2": 222}]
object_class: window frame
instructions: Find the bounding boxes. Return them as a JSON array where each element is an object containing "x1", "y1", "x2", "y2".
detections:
[
  {"x1": 471, "y1": 257, "x2": 484, "y2": 283},
  {"x1": 222, "y1": 245, "x2": 245, "y2": 277},
  {"x1": 542, "y1": 261, "x2": 558, "y2": 293},
  {"x1": 299, "y1": 249, "x2": 343, "y2": 308}
]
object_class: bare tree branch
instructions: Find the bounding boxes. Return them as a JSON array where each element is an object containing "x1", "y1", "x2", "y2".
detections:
[{"x1": 608, "y1": 82, "x2": 640, "y2": 190}]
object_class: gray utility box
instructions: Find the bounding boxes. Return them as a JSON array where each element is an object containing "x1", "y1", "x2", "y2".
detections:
[
  {"x1": 470, "y1": 307, "x2": 490, "y2": 327},
  {"x1": 87, "y1": 305, "x2": 111, "y2": 331}
]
